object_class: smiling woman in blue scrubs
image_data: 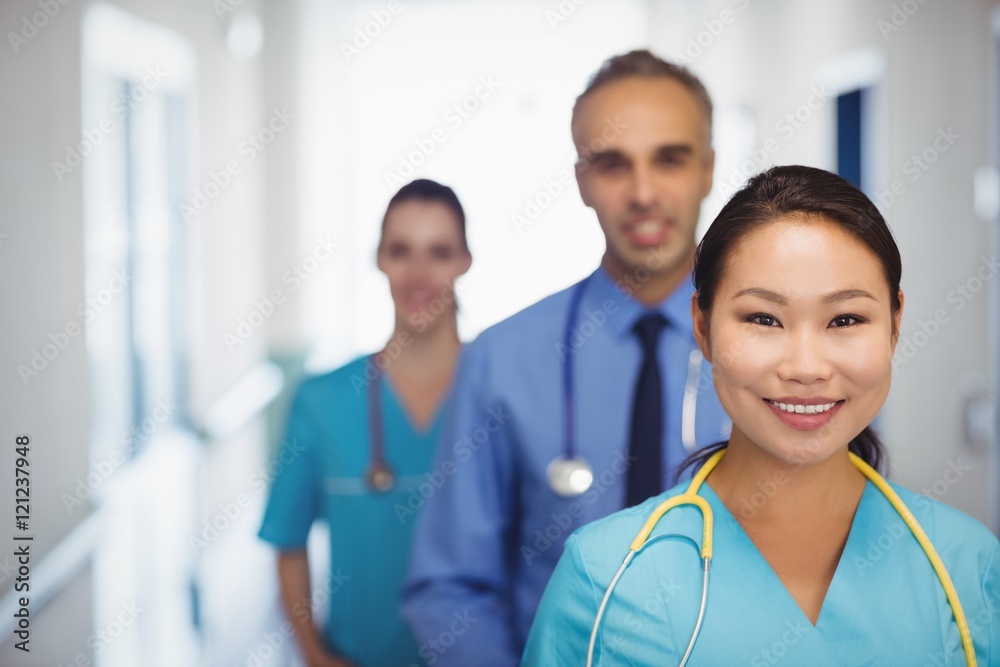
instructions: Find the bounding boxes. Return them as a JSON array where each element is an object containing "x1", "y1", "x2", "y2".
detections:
[
  {"x1": 259, "y1": 179, "x2": 472, "y2": 667},
  {"x1": 523, "y1": 166, "x2": 1000, "y2": 666}
]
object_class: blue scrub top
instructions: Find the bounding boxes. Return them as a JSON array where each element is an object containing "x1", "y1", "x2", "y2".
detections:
[
  {"x1": 259, "y1": 355, "x2": 447, "y2": 667},
  {"x1": 403, "y1": 267, "x2": 732, "y2": 666},
  {"x1": 523, "y1": 477, "x2": 1000, "y2": 666}
]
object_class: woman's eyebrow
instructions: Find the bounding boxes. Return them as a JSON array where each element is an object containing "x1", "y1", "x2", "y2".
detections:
[
  {"x1": 733, "y1": 287, "x2": 787, "y2": 305},
  {"x1": 732, "y1": 287, "x2": 878, "y2": 305},
  {"x1": 821, "y1": 288, "x2": 878, "y2": 304}
]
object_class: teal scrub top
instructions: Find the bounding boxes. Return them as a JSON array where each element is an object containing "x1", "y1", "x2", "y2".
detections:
[
  {"x1": 523, "y1": 477, "x2": 1000, "y2": 666},
  {"x1": 259, "y1": 355, "x2": 446, "y2": 667}
]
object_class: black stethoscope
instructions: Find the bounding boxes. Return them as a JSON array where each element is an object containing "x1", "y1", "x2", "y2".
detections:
[
  {"x1": 546, "y1": 275, "x2": 706, "y2": 497},
  {"x1": 365, "y1": 357, "x2": 397, "y2": 492}
]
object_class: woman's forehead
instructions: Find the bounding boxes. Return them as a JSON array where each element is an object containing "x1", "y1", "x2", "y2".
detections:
[
  {"x1": 719, "y1": 216, "x2": 888, "y2": 297},
  {"x1": 383, "y1": 200, "x2": 463, "y2": 240}
]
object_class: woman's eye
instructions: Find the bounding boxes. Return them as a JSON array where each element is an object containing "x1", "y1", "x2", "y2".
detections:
[
  {"x1": 830, "y1": 315, "x2": 864, "y2": 328},
  {"x1": 432, "y1": 247, "x2": 454, "y2": 261},
  {"x1": 747, "y1": 313, "x2": 780, "y2": 327}
]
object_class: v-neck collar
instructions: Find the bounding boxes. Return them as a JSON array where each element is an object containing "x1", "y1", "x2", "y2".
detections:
[
  {"x1": 379, "y1": 369, "x2": 448, "y2": 438},
  {"x1": 700, "y1": 479, "x2": 875, "y2": 631}
]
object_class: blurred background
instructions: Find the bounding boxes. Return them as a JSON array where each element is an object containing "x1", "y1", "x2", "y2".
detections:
[{"x1": 1, "y1": 0, "x2": 998, "y2": 664}]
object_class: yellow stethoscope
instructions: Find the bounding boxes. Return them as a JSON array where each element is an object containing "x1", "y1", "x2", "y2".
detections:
[{"x1": 586, "y1": 449, "x2": 977, "y2": 667}]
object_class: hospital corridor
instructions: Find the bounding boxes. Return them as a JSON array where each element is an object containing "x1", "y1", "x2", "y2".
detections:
[{"x1": 1, "y1": 0, "x2": 999, "y2": 665}]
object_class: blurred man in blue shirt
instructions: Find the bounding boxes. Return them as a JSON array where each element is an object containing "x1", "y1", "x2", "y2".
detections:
[{"x1": 402, "y1": 50, "x2": 731, "y2": 666}]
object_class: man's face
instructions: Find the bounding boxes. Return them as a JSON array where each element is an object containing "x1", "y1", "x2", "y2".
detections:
[{"x1": 573, "y1": 76, "x2": 714, "y2": 283}]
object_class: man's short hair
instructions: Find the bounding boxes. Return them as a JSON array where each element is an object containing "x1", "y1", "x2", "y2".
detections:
[{"x1": 572, "y1": 49, "x2": 713, "y2": 144}]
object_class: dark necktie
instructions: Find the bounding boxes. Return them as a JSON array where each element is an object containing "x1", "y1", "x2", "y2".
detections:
[{"x1": 626, "y1": 312, "x2": 668, "y2": 507}]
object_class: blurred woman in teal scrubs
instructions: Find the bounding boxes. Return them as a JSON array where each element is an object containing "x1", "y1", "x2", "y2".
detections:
[
  {"x1": 523, "y1": 166, "x2": 1000, "y2": 666},
  {"x1": 259, "y1": 179, "x2": 472, "y2": 667}
]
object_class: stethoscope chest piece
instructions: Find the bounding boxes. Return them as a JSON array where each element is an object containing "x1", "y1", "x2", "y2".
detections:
[
  {"x1": 554, "y1": 277, "x2": 705, "y2": 502},
  {"x1": 547, "y1": 456, "x2": 594, "y2": 497},
  {"x1": 365, "y1": 463, "x2": 395, "y2": 492}
]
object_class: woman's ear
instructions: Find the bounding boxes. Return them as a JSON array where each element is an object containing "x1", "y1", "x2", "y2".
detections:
[
  {"x1": 890, "y1": 289, "x2": 904, "y2": 352},
  {"x1": 691, "y1": 292, "x2": 712, "y2": 363},
  {"x1": 458, "y1": 250, "x2": 472, "y2": 277}
]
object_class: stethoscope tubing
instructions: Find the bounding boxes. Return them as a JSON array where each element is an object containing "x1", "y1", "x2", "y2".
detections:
[
  {"x1": 562, "y1": 275, "x2": 590, "y2": 461},
  {"x1": 367, "y1": 359, "x2": 386, "y2": 467},
  {"x1": 585, "y1": 449, "x2": 978, "y2": 667},
  {"x1": 365, "y1": 355, "x2": 395, "y2": 491},
  {"x1": 555, "y1": 276, "x2": 703, "y2": 497}
]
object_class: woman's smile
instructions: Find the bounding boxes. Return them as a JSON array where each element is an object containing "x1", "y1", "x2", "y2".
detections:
[{"x1": 762, "y1": 397, "x2": 845, "y2": 430}]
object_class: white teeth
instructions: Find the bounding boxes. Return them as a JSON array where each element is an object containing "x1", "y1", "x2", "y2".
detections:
[
  {"x1": 767, "y1": 400, "x2": 838, "y2": 414},
  {"x1": 633, "y1": 220, "x2": 662, "y2": 234}
]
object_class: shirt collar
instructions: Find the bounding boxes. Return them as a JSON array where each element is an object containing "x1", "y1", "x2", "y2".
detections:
[{"x1": 586, "y1": 263, "x2": 696, "y2": 339}]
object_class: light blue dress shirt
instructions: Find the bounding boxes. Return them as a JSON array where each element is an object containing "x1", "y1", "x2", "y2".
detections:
[
  {"x1": 402, "y1": 266, "x2": 731, "y2": 666},
  {"x1": 523, "y1": 477, "x2": 1000, "y2": 666},
  {"x1": 259, "y1": 356, "x2": 447, "y2": 667}
]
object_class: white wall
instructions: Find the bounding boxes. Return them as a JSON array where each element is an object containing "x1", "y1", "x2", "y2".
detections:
[
  {"x1": 0, "y1": 0, "x2": 272, "y2": 663},
  {"x1": 0, "y1": 1, "x2": 93, "y2": 661},
  {"x1": 649, "y1": 0, "x2": 998, "y2": 529}
]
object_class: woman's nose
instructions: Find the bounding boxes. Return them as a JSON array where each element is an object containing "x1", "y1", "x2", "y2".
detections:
[{"x1": 777, "y1": 329, "x2": 834, "y2": 384}]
